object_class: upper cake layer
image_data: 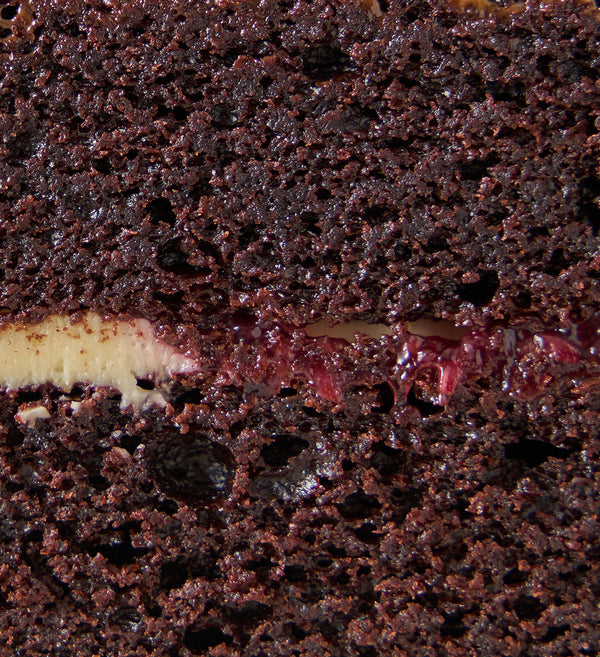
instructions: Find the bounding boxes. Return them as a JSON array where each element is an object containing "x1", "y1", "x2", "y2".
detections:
[{"x1": 0, "y1": 0, "x2": 598, "y2": 334}]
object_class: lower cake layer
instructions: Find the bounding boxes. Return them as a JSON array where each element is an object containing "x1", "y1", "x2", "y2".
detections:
[{"x1": 0, "y1": 315, "x2": 598, "y2": 656}]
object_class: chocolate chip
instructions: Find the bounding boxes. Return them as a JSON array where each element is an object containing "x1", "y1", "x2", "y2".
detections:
[{"x1": 148, "y1": 429, "x2": 236, "y2": 506}]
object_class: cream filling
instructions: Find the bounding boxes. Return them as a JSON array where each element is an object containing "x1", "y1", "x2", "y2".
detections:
[
  {"x1": 304, "y1": 319, "x2": 469, "y2": 341},
  {"x1": 15, "y1": 405, "x2": 51, "y2": 427},
  {"x1": 0, "y1": 313, "x2": 199, "y2": 409},
  {"x1": 305, "y1": 320, "x2": 393, "y2": 340}
]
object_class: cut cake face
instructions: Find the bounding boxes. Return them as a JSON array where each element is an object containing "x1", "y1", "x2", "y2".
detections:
[{"x1": 0, "y1": 1, "x2": 599, "y2": 656}]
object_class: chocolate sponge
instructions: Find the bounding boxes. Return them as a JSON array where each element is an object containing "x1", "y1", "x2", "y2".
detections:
[{"x1": 0, "y1": 1, "x2": 599, "y2": 655}]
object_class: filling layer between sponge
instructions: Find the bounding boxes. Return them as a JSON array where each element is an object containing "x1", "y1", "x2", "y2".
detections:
[{"x1": 1, "y1": 313, "x2": 598, "y2": 414}]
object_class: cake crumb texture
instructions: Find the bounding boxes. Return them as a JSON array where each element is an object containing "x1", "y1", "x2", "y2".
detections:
[
  {"x1": 0, "y1": 1, "x2": 599, "y2": 656},
  {"x1": 0, "y1": 0, "x2": 599, "y2": 330}
]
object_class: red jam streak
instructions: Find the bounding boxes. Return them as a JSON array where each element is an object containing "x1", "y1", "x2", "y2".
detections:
[{"x1": 217, "y1": 317, "x2": 600, "y2": 410}]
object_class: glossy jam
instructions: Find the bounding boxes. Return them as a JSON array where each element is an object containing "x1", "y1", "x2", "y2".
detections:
[{"x1": 222, "y1": 318, "x2": 600, "y2": 409}]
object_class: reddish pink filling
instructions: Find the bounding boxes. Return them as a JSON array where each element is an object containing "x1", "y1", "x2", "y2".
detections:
[{"x1": 216, "y1": 317, "x2": 600, "y2": 409}]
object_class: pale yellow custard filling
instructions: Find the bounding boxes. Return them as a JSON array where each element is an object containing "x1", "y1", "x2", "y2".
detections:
[{"x1": 0, "y1": 313, "x2": 198, "y2": 409}]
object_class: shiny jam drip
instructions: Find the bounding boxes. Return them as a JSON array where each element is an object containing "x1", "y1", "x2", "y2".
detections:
[{"x1": 219, "y1": 317, "x2": 600, "y2": 409}]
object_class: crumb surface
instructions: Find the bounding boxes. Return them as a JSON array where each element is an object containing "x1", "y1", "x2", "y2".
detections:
[{"x1": 0, "y1": 1, "x2": 599, "y2": 656}]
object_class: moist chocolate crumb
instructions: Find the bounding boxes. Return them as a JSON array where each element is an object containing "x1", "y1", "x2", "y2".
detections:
[{"x1": 0, "y1": 1, "x2": 599, "y2": 656}]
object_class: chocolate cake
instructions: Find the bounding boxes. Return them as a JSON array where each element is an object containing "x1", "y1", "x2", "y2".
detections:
[{"x1": 1, "y1": 0, "x2": 600, "y2": 654}]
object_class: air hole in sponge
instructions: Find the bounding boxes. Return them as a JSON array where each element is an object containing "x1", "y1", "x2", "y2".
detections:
[
  {"x1": 440, "y1": 610, "x2": 468, "y2": 638},
  {"x1": 300, "y1": 211, "x2": 322, "y2": 235},
  {"x1": 228, "y1": 601, "x2": 272, "y2": 624},
  {"x1": 371, "y1": 382, "x2": 395, "y2": 413},
  {"x1": 370, "y1": 442, "x2": 405, "y2": 478},
  {"x1": 459, "y1": 153, "x2": 499, "y2": 180},
  {"x1": 183, "y1": 626, "x2": 233, "y2": 654},
  {"x1": 278, "y1": 387, "x2": 298, "y2": 397},
  {"x1": 92, "y1": 156, "x2": 112, "y2": 174},
  {"x1": 6, "y1": 424, "x2": 24, "y2": 447},
  {"x1": 354, "y1": 521, "x2": 380, "y2": 543},
  {"x1": 84, "y1": 528, "x2": 150, "y2": 566},
  {"x1": 578, "y1": 199, "x2": 600, "y2": 233},
  {"x1": 502, "y1": 567, "x2": 529, "y2": 585},
  {"x1": 145, "y1": 197, "x2": 176, "y2": 225},
  {"x1": 357, "y1": 647, "x2": 378, "y2": 657},
  {"x1": 301, "y1": 45, "x2": 353, "y2": 78},
  {"x1": 513, "y1": 291, "x2": 532, "y2": 309},
  {"x1": 513, "y1": 595, "x2": 545, "y2": 621},
  {"x1": 457, "y1": 270, "x2": 500, "y2": 306},
  {"x1": 16, "y1": 389, "x2": 44, "y2": 404},
  {"x1": 261, "y1": 434, "x2": 309, "y2": 468},
  {"x1": 336, "y1": 491, "x2": 381, "y2": 520},
  {"x1": 153, "y1": 289, "x2": 184, "y2": 307},
  {"x1": 135, "y1": 378, "x2": 154, "y2": 390},
  {"x1": 120, "y1": 433, "x2": 142, "y2": 455},
  {"x1": 581, "y1": 174, "x2": 600, "y2": 198},
  {"x1": 174, "y1": 387, "x2": 203, "y2": 407},
  {"x1": 156, "y1": 239, "x2": 200, "y2": 275},
  {"x1": 407, "y1": 384, "x2": 445, "y2": 416},
  {"x1": 283, "y1": 564, "x2": 306, "y2": 583},
  {"x1": 155, "y1": 498, "x2": 178, "y2": 515},
  {"x1": 545, "y1": 248, "x2": 568, "y2": 276},
  {"x1": 88, "y1": 474, "x2": 110, "y2": 491},
  {"x1": 504, "y1": 438, "x2": 573, "y2": 468},
  {"x1": 540, "y1": 624, "x2": 570, "y2": 643},
  {"x1": 1, "y1": 5, "x2": 18, "y2": 21},
  {"x1": 160, "y1": 559, "x2": 188, "y2": 590}
]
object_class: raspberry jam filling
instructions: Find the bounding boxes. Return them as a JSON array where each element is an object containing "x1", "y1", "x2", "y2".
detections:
[
  {"x1": 1, "y1": 313, "x2": 598, "y2": 413},
  {"x1": 224, "y1": 316, "x2": 600, "y2": 409}
]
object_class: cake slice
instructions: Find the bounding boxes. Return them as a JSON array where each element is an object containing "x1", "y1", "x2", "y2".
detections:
[{"x1": 0, "y1": 1, "x2": 599, "y2": 655}]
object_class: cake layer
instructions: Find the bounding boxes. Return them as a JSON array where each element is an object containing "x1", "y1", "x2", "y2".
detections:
[
  {"x1": 0, "y1": 1, "x2": 599, "y2": 656},
  {"x1": 0, "y1": 0, "x2": 599, "y2": 331},
  {"x1": 1, "y1": 367, "x2": 598, "y2": 656}
]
